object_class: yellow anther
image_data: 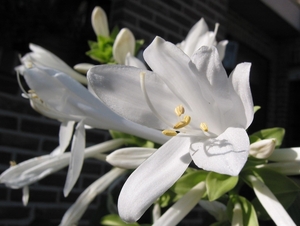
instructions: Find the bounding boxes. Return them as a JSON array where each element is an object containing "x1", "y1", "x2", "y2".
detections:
[
  {"x1": 173, "y1": 121, "x2": 187, "y2": 129},
  {"x1": 162, "y1": 129, "x2": 178, "y2": 136},
  {"x1": 174, "y1": 105, "x2": 185, "y2": 116},
  {"x1": 183, "y1": 115, "x2": 191, "y2": 125},
  {"x1": 200, "y1": 122, "x2": 208, "y2": 132},
  {"x1": 9, "y1": 161, "x2": 17, "y2": 167}
]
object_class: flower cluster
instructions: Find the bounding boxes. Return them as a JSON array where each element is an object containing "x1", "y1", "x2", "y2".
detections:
[{"x1": 1, "y1": 5, "x2": 299, "y2": 226}]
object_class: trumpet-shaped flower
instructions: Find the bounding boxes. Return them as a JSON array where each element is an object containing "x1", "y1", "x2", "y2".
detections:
[
  {"x1": 18, "y1": 64, "x2": 168, "y2": 196},
  {"x1": 88, "y1": 36, "x2": 253, "y2": 222},
  {"x1": 177, "y1": 18, "x2": 228, "y2": 60},
  {"x1": 17, "y1": 44, "x2": 87, "y2": 84}
]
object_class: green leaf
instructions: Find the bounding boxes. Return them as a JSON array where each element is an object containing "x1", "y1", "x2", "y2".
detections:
[
  {"x1": 206, "y1": 172, "x2": 238, "y2": 201},
  {"x1": 241, "y1": 168, "x2": 300, "y2": 220},
  {"x1": 157, "y1": 190, "x2": 176, "y2": 207},
  {"x1": 109, "y1": 130, "x2": 157, "y2": 148},
  {"x1": 110, "y1": 26, "x2": 120, "y2": 39},
  {"x1": 249, "y1": 127, "x2": 285, "y2": 148},
  {"x1": 171, "y1": 170, "x2": 208, "y2": 201},
  {"x1": 227, "y1": 195, "x2": 259, "y2": 226},
  {"x1": 101, "y1": 214, "x2": 139, "y2": 226}
]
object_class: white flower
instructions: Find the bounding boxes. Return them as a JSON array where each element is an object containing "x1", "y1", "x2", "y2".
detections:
[
  {"x1": 199, "y1": 200, "x2": 227, "y2": 222},
  {"x1": 91, "y1": 6, "x2": 109, "y2": 37},
  {"x1": 88, "y1": 36, "x2": 253, "y2": 222},
  {"x1": 178, "y1": 18, "x2": 228, "y2": 60},
  {"x1": 22, "y1": 66, "x2": 167, "y2": 144},
  {"x1": 16, "y1": 44, "x2": 87, "y2": 84},
  {"x1": 19, "y1": 65, "x2": 168, "y2": 196}
]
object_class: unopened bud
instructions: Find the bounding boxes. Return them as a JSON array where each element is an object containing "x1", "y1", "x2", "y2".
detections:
[{"x1": 249, "y1": 139, "x2": 276, "y2": 159}]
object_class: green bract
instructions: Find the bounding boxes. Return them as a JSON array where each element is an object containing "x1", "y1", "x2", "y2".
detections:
[{"x1": 206, "y1": 172, "x2": 238, "y2": 201}]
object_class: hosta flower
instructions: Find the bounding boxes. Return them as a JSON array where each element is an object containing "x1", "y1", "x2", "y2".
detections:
[
  {"x1": 18, "y1": 64, "x2": 168, "y2": 196},
  {"x1": 88, "y1": 36, "x2": 253, "y2": 222},
  {"x1": 177, "y1": 18, "x2": 228, "y2": 60},
  {"x1": 17, "y1": 44, "x2": 87, "y2": 84}
]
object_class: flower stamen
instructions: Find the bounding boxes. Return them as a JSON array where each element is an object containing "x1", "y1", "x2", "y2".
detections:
[
  {"x1": 173, "y1": 121, "x2": 187, "y2": 129},
  {"x1": 162, "y1": 130, "x2": 178, "y2": 136},
  {"x1": 174, "y1": 105, "x2": 184, "y2": 116},
  {"x1": 200, "y1": 122, "x2": 208, "y2": 132}
]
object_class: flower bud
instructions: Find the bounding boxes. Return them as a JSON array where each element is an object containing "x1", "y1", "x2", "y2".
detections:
[
  {"x1": 249, "y1": 139, "x2": 276, "y2": 159},
  {"x1": 91, "y1": 6, "x2": 109, "y2": 37},
  {"x1": 113, "y1": 28, "x2": 136, "y2": 64},
  {"x1": 106, "y1": 147, "x2": 156, "y2": 169}
]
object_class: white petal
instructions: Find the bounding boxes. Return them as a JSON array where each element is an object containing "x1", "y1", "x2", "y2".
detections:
[
  {"x1": 27, "y1": 44, "x2": 87, "y2": 84},
  {"x1": 199, "y1": 200, "x2": 227, "y2": 222},
  {"x1": 190, "y1": 127, "x2": 249, "y2": 176},
  {"x1": 125, "y1": 53, "x2": 147, "y2": 69},
  {"x1": 191, "y1": 46, "x2": 247, "y2": 131},
  {"x1": 268, "y1": 147, "x2": 300, "y2": 162},
  {"x1": 181, "y1": 18, "x2": 209, "y2": 57},
  {"x1": 88, "y1": 65, "x2": 180, "y2": 130},
  {"x1": 113, "y1": 28, "x2": 135, "y2": 64},
  {"x1": 152, "y1": 203, "x2": 161, "y2": 223},
  {"x1": 60, "y1": 168, "x2": 126, "y2": 226},
  {"x1": 25, "y1": 66, "x2": 168, "y2": 144},
  {"x1": 153, "y1": 181, "x2": 206, "y2": 226},
  {"x1": 91, "y1": 6, "x2": 109, "y2": 37},
  {"x1": 58, "y1": 121, "x2": 75, "y2": 155},
  {"x1": 106, "y1": 147, "x2": 156, "y2": 169},
  {"x1": 73, "y1": 63, "x2": 95, "y2": 74},
  {"x1": 216, "y1": 40, "x2": 228, "y2": 61},
  {"x1": 229, "y1": 62, "x2": 254, "y2": 128},
  {"x1": 64, "y1": 120, "x2": 86, "y2": 197},
  {"x1": 22, "y1": 186, "x2": 29, "y2": 206},
  {"x1": 247, "y1": 175, "x2": 296, "y2": 226},
  {"x1": 144, "y1": 37, "x2": 211, "y2": 114},
  {"x1": 0, "y1": 140, "x2": 124, "y2": 189},
  {"x1": 256, "y1": 162, "x2": 300, "y2": 175},
  {"x1": 118, "y1": 135, "x2": 193, "y2": 222}
]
